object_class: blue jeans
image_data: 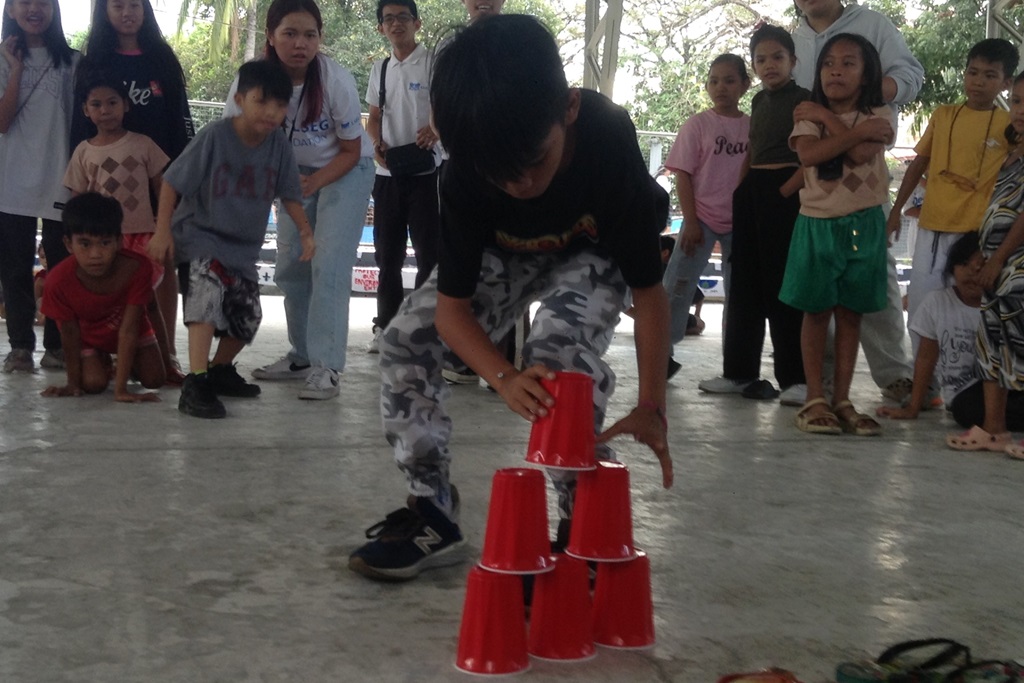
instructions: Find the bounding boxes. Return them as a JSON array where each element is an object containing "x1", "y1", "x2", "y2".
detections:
[
  {"x1": 274, "y1": 158, "x2": 374, "y2": 371},
  {"x1": 661, "y1": 221, "x2": 732, "y2": 347}
]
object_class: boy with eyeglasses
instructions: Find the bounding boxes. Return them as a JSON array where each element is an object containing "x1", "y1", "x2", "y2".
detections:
[{"x1": 365, "y1": 0, "x2": 440, "y2": 352}]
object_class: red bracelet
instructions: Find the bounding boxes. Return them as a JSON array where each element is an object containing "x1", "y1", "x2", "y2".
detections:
[{"x1": 638, "y1": 400, "x2": 667, "y2": 429}]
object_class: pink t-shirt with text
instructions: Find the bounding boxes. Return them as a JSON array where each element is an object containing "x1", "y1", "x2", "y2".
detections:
[{"x1": 664, "y1": 109, "x2": 749, "y2": 234}]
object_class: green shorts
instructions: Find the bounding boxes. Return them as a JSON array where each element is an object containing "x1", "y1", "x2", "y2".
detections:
[{"x1": 779, "y1": 206, "x2": 888, "y2": 314}]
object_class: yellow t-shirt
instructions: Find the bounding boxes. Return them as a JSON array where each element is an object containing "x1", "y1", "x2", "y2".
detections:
[{"x1": 916, "y1": 103, "x2": 1011, "y2": 233}]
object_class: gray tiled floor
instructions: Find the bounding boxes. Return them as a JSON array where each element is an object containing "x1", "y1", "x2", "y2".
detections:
[{"x1": 1, "y1": 297, "x2": 1021, "y2": 682}]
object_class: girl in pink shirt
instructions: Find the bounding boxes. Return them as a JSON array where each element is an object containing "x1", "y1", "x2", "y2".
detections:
[{"x1": 662, "y1": 54, "x2": 750, "y2": 375}]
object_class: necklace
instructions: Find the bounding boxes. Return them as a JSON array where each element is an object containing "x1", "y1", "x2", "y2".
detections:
[{"x1": 939, "y1": 104, "x2": 997, "y2": 192}]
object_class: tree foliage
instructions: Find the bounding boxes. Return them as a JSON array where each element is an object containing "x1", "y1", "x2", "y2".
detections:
[{"x1": 172, "y1": 0, "x2": 564, "y2": 107}]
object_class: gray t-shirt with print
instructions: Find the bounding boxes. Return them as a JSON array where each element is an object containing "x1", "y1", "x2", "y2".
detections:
[{"x1": 165, "y1": 118, "x2": 302, "y2": 281}]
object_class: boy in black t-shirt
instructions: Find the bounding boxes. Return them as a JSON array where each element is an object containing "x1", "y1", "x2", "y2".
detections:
[{"x1": 349, "y1": 15, "x2": 674, "y2": 582}]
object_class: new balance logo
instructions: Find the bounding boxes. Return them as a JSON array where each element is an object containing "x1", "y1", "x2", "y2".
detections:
[{"x1": 414, "y1": 525, "x2": 443, "y2": 554}]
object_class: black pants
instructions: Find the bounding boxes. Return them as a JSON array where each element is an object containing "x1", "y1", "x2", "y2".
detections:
[
  {"x1": 951, "y1": 380, "x2": 1024, "y2": 431},
  {"x1": 723, "y1": 168, "x2": 805, "y2": 388},
  {"x1": 0, "y1": 212, "x2": 66, "y2": 352},
  {"x1": 371, "y1": 171, "x2": 440, "y2": 330}
]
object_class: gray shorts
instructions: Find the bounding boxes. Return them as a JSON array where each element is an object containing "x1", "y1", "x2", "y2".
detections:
[{"x1": 178, "y1": 258, "x2": 262, "y2": 343}]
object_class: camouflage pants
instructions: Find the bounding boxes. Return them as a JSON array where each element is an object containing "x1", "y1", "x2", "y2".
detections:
[{"x1": 379, "y1": 247, "x2": 629, "y2": 519}]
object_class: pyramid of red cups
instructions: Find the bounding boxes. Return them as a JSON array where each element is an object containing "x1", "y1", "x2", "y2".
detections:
[{"x1": 455, "y1": 371, "x2": 656, "y2": 676}]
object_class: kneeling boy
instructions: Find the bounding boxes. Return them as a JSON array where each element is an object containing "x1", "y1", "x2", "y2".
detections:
[
  {"x1": 349, "y1": 15, "x2": 673, "y2": 582},
  {"x1": 41, "y1": 193, "x2": 166, "y2": 402},
  {"x1": 148, "y1": 60, "x2": 315, "y2": 419}
]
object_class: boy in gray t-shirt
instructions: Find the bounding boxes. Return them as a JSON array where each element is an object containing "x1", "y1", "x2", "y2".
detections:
[{"x1": 148, "y1": 61, "x2": 315, "y2": 419}]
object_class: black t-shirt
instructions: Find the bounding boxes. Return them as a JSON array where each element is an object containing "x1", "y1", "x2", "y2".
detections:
[
  {"x1": 437, "y1": 89, "x2": 668, "y2": 298},
  {"x1": 748, "y1": 79, "x2": 811, "y2": 166}
]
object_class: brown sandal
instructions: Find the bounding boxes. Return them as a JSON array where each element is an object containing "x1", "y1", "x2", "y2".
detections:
[
  {"x1": 832, "y1": 400, "x2": 881, "y2": 436},
  {"x1": 795, "y1": 397, "x2": 842, "y2": 435}
]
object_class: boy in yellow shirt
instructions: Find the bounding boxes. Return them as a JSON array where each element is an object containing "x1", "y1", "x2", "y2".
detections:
[{"x1": 888, "y1": 38, "x2": 1017, "y2": 338}]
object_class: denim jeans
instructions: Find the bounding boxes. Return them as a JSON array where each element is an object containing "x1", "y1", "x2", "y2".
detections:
[
  {"x1": 274, "y1": 158, "x2": 375, "y2": 371},
  {"x1": 0, "y1": 212, "x2": 67, "y2": 352},
  {"x1": 661, "y1": 221, "x2": 732, "y2": 348}
]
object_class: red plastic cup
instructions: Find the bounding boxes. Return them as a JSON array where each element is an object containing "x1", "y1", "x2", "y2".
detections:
[
  {"x1": 566, "y1": 460, "x2": 636, "y2": 562},
  {"x1": 528, "y1": 554, "x2": 596, "y2": 661},
  {"x1": 592, "y1": 550, "x2": 655, "y2": 649},
  {"x1": 479, "y1": 468, "x2": 554, "y2": 574},
  {"x1": 455, "y1": 566, "x2": 531, "y2": 675},
  {"x1": 525, "y1": 371, "x2": 597, "y2": 470}
]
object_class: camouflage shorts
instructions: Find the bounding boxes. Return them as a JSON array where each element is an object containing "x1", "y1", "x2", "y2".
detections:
[{"x1": 379, "y1": 247, "x2": 629, "y2": 519}]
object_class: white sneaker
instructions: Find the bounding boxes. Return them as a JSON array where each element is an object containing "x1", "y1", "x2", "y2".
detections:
[
  {"x1": 779, "y1": 383, "x2": 807, "y2": 407},
  {"x1": 2, "y1": 348, "x2": 34, "y2": 373},
  {"x1": 698, "y1": 376, "x2": 755, "y2": 394},
  {"x1": 366, "y1": 328, "x2": 382, "y2": 354},
  {"x1": 40, "y1": 349, "x2": 65, "y2": 370},
  {"x1": 299, "y1": 366, "x2": 340, "y2": 400},
  {"x1": 252, "y1": 356, "x2": 312, "y2": 380}
]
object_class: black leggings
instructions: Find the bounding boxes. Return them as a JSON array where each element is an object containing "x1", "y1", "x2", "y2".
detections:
[
  {"x1": 950, "y1": 381, "x2": 1024, "y2": 431},
  {"x1": 0, "y1": 212, "x2": 66, "y2": 352}
]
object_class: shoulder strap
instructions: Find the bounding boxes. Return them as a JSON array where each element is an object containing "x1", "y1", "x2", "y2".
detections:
[{"x1": 379, "y1": 56, "x2": 391, "y2": 114}]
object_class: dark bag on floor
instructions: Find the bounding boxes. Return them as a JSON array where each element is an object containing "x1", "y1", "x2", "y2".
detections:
[{"x1": 379, "y1": 57, "x2": 436, "y2": 177}]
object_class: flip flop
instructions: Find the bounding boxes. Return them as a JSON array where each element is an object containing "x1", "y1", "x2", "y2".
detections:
[
  {"x1": 832, "y1": 400, "x2": 881, "y2": 436},
  {"x1": 742, "y1": 379, "x2": 779, "y2": 400},
  {"x1": 946, "y1": 425, "x2": 1012, "y2": 452},
  {"x1": 795, "y1": 397, "x2": 841, "y2": 435}
]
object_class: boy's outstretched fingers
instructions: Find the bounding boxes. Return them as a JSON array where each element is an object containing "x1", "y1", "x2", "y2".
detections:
[{"x1": 597, "y1": 408, "x2": 674, "y2": 489}]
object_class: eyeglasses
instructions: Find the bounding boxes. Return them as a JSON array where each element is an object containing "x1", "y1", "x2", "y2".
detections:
[{"x1": 381, "y1": 13, "x2": 415, "y2": 25}]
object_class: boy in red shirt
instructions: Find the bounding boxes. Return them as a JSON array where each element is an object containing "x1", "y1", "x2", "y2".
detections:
[{"x1": 40, "y1": 193, "x2": 166, "y2": 402}]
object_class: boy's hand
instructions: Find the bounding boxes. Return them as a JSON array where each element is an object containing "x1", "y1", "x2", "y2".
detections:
[
  {"x1": 876, "y1": 404, "x2": 918, "y2": 420},
  {"x1": 978, "y1": 256, "x2": 1003, "y2": 290},
  {"x1": 494, "y1": 364, "x2": 556, "y2": 422},
  {"x1": 885, "y1": 209, "x2": 903, "y2": 244},
  {"x1": 147, "y1": 231, "x2": 173, "y2": 264},
  {"x1": 597, "y1": 406, "x2": 673, "y2": 489},
  {"x1": 41, "y1": 384, "x2": 83, "y2": 398},
  {"x1": 415, "y1": 125, "x2": 438, "y2": 149},
  {"x1": 679, "y1": 222, "x2": 703, "y2": 257},
  {"x1": 114, "y1": 387, "x2": 161, "y2": 403},
  {"x1": 298, "y1": 231, "x2": 316, "y2": 262}
]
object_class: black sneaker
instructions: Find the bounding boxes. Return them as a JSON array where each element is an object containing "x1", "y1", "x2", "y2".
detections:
[
  {"x1": 207, "y1": 363, "x2": 261, "y2": 397},
  {"x1": 667, "y1": 357, "x2": 682, "y2": 380},
  {"x1": 349, "y1": 492, "x2": 466, "y2": 581},
  {"x1": 179, "y1": 373, "x2": 226, "y2": 419}
]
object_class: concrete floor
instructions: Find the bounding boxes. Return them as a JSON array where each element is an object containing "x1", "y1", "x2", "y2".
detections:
[{"x1": 1, "y1": 297, "x2": 1022, "y2": 683}]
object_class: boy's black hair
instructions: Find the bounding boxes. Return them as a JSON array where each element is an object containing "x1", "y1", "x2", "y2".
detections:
[
  {"x1": 376, "y1": 0, "x2": 418, "y2": 24},
  {"x1": 431, "y1": 15, "x2": 568, "y2": 186},
  {"x1": 78, "y1": 72, "x2": 130, "y2": 106},
  {"x1": 236, "y1": 60, "x2": 293, "y2": 104},
  {"x1": 944, "y1": 232, "x2": 980, "y2": 281},
  {"x1": 710, "y1": 54, "x2": 751, "y2": 83},
  {"x1": 62, "y1": 193, "x2": 124, "y2": 239},
  {"x1": 966, "y1": 38, "x2": 1019, "y2": 81},
  {"x1": 1, "y1": 0, "x2": 74, "y2": 68},
  {"x1": 749, "y1": 24, "x2": 796, "y2": 59},
  {"x1": 811, "y1": 33, "x2": 886, "y2": 113}
]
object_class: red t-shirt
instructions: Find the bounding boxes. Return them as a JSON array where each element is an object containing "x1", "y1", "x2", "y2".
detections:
[{"x1": 41, "y1": 250, "x2": 155, "y2": 354}]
